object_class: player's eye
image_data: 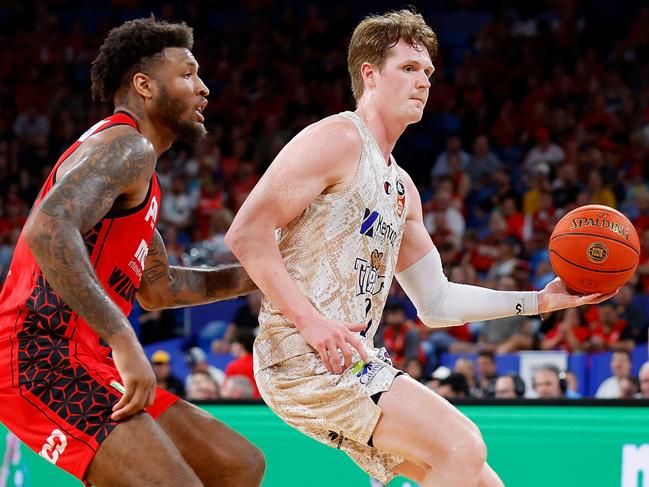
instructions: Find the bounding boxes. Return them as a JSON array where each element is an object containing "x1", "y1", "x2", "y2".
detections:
[{"x1": 404, "y1": 65, "x2": 413, "y2": 72}]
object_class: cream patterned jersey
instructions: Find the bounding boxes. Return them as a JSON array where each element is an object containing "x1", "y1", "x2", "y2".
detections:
[{"x1": 255, "y1": 111, "x2": 409, "y2": 369}]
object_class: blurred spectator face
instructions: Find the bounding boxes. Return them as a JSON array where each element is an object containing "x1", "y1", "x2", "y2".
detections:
[
  {"x1": 611, "y1": 351, "x2": 631, "y2": 378},
  {"x1": 385, "y1": 307, "x2": 406, "y2": 328},
  {"x1": 501, "y1": 198, "x2": 517, "y2": 217},
  {"x1": 476, "y1": 355, "x2": 496, "y2": 379},
  {"x1": 152, "y1": 362, "x2": 170, "y2": 382},
  {"x1": 186, "y1": 372, "x2": 220, "y2": 400},
  {"x1": 588, "y1": 171, "x2": 603, "y2": 191},
  {"x1": 538, "y1": 192, "x2": 554, "y2": 211},
  {"x1": 222, "y1": 375, "x2": 255, "y2": 399},
  {"x1": 618, "y1": 376, "x2": 637, "y2": 399},
  {"x1": 454, "y1": 358, "x2": 475, "y2": 384},
  {"x1": 488, "y1": 211, "x2": 507, "y2": 235},
  {"x1": 402, "y1": 358, "x2": 424, "y2": 381},
  {"x1": 494, "y1": 376, "x2": 517, "y2": 398},
  {"x1": 246, "y1": 290, "x2": 263, "y2": 314},
  {"x1": 615, "y1": 285, "x2": 633, "y2": 307},
  {"x1": 639, "y1": 367, "x2": 649, "y2": 398},
  {"x1": 497, "y1": 275, "x2": 516, "y2": 291},
  {"x1": 434, "y1": 186, "x2": 452, "y2": 210},
  {"x1": 151, "y1": 351, "x2": 171, "y2": 382},
  {"x1": 473, "y1": 135, "x2": 489, "y2": 156},
  {"x1": 599, "y1": 304, "x2": 618, "y2": 327},
  {"x1": 533, "y1": 369, "x2": 563, "y2": 398},
  {"x1": 447, "y1": 136, "x2": 461, "y2": 153},
  {"x1": 565, "y1": 370, "x2": 578, "y2": 393},
  {"x1": 449, "y1": 265, "x2": 467, "y2": 283},
  {"x1": 447, "y1": 153, "x2": 461, "y2": 171},
  {"x1": 437, "y1": 373, "x2": 469, "y2": 399}
]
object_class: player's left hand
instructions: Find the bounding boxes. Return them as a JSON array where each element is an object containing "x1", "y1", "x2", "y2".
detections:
[{"x1": 537, "y1": 277, "x2": 618, "y2": 314}]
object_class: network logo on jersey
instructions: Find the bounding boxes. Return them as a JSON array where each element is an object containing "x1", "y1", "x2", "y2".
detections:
[
  {"x1": 359, "y1": 208, "x2": 397, "y2": 247},
  {"x1": 40, "y1": 429, "x2": 67, "y2": 465},
  {"x1": 354, "y1": 249, "x2": 385, "y2": 296}
]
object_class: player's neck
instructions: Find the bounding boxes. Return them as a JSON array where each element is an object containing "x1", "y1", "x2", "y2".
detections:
[
  {"x1": 113, "y1": 105, "x2": 174, "y2": 156},
  {"x1": 355, "y1": 103, "x2": 404, "y2": 164}
]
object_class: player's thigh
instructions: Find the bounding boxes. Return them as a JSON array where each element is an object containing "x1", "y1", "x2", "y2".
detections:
[
  {"x1": 156, "y1": 399, "x2": 265, "y2": 483},
  {"x1": 87, "y1": 411, "x2": 200, "y2": 487},
  {"x1": 373, "y1": 375, "x2": 486, "y2": 468}
]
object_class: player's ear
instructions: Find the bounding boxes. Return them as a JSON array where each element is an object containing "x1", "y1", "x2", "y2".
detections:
[
  {"x1": 361, "y1": 62, "x2": 377, "y2": 89},
  {"x1": 132, "y1": 72, "x2": 154, "y2": 100}
]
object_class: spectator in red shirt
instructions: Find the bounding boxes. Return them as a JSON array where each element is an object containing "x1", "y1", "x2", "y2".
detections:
[
  {"x1": 587, "y1": 302, "x2": 635, "y2": 352},
  {"x1": 375, "y1": 303, "x2": 421, "y2": 369},
  {"x1": 225, "y1": 329, "x2": 260, "y2": 399},
  {"x1": 541, "y1": 308, "x2": 590, "y2": 352}
]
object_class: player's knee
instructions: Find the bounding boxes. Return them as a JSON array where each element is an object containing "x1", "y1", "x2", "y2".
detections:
[
  {"x1": 443, "y1": 427, "x2": 486, "y2": 477},
  {"x1": 461, "y1": 432, "x2": 487, "y2": 477},
  {"x1": 212, "y1": 439, "x2": 265, "y2": 484},
  {"x1": 234, "y1": 442, "x2": 265, "y2": 484},
  {"x1": 243, "y1": 444, "x2": 266, "y2": 483}
]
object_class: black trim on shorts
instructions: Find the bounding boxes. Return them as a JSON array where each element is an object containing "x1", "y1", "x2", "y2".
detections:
[{"x1": 367, "y1": 371, "x2": 405, "y2": 447}]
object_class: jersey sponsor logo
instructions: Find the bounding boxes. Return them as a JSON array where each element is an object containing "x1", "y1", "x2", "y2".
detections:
[
  {"x1": 359, "y1": 208, "x2": 397, "y2": 246},
  {"x1": 354, "y1": 249, "x2": 385, "y2": 296},
  {"x1": 352, "y1": 360, "x2": 380, "y2": 386},
  {"x1": 109, "y1": 266, "x2": 137, "y2": 303},
  {"x1": 128, "y1": 239, "x2": 149, "y2": 280},
  {"x1": 145, "y1": 196, "x2": 159, "y2": 229},
  {"x1": 396, "y1": 179, "x2": 406, "y2": 217},
  {"x1": 39, "y1": 429, "x2": 67, "y2": 465},
  {"x1": 327, "y1": 430, "x2": 345, "y2": 449}
]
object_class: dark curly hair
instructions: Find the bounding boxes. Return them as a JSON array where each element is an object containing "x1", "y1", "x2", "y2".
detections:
[{"x1": 91, "y1": 17, "x2": 194, "y2": 103}]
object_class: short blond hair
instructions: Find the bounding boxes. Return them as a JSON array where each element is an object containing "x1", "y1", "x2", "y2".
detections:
[{"x1": 347, "y1": 9, "x2": 438, "y2": 101}]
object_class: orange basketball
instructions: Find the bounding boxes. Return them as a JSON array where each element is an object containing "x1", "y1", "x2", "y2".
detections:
[{"x1": 548, "y1": 204, "x2": 640, "y2": 294}]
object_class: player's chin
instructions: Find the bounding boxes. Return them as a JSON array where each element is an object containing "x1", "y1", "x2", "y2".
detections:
[
  {"x1": 177, "y1": 122, "x2": 207, "y2": 141},
  {"x1": 404, "y1": 110, "x2": 424, "y2": 125}
]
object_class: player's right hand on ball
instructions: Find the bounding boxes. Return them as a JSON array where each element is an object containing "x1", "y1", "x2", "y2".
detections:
[
  {"x1": 110, "y1": 337, "x2": 157, "y2": 421},
  {"x1": 297, "y1": 313, "x2": 370, "y2": 374}
]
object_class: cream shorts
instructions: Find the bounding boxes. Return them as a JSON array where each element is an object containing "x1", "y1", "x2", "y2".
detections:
[{"x1": 254, "y1": 347, "x2": 404, "y2": 483}]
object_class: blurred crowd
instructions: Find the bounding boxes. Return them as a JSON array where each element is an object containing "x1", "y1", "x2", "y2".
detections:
[{"x1": 1, "y1": 1, "x2": 649, "y2": 400}]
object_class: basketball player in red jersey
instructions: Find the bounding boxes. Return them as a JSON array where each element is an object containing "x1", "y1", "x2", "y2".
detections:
[{"x1": 0, "y1": 18, "x2": 264, "y2": 487}]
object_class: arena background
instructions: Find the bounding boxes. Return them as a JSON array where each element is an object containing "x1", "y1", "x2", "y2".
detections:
[{"x1": 2, "y1": 1, "x2": 649, "y2": 486}]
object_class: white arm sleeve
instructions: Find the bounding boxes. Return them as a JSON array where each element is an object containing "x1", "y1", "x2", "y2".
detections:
[{"x1": 395, "y1": 247, "x2": 538, "y2": 328}]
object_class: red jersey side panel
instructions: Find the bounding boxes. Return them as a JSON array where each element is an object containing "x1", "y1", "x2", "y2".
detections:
[{"x1": 0, "y1": 113, "x2": 178, "y2": 483}]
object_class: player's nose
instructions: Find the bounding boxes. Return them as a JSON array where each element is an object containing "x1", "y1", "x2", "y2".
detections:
[{"x1": 197, "y1": 76, "x2": 210, "y2": 97}]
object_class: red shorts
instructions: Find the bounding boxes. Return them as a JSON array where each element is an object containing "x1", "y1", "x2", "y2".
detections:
[{"x1": 0, "y1": 330, "x2": 179, "y2": 484}]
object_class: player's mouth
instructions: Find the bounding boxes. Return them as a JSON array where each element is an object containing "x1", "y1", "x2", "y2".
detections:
[{"x1": 196, "y1": 100, "x2": 208, "y2": 123}]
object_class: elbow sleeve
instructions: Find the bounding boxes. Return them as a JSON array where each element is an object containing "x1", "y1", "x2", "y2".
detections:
[{"x1": 396, "y1": 248, "x2": 538, "y2": 328}]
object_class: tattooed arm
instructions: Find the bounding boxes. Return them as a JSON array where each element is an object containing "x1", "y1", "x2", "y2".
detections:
[
  {"x1": 137, "y1": 230, "x2": 257, "y2": 310},
  {"x1": 22, "y1": 127, "x2": 158, "y2": 420}
]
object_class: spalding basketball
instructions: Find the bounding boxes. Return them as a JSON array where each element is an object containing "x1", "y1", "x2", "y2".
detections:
[{"x1": 549, "y1": 204, "x2": 640, "y2": 294}]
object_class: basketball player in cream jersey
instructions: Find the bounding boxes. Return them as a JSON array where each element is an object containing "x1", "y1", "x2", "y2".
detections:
[{"x1": 226, "y1": 9, "x2": 614, "y2": 486}]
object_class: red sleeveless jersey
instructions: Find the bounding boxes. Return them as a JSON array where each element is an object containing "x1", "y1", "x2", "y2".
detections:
[{"x1": 0, "y1": 112, "x2": 161, "y2": 356}]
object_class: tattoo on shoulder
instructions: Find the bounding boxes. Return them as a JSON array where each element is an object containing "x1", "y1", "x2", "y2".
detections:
[{"x1": 40, "y1": 131, "x2": 156, "y2": 232}]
